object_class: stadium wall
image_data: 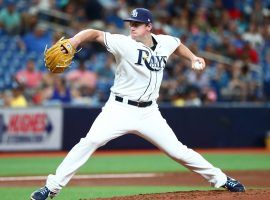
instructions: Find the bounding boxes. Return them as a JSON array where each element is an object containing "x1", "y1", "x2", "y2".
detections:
[
  {"x1": 63, "y1": 106, "x2": 270, "y2": 150},
  {"x1": 1, "y1": 106, "x2": 269, "y2": 151}
]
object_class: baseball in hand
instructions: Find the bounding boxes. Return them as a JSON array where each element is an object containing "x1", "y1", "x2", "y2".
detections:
[{"x1": 194, "y1": 60, "x2": 203, "y2": 70}]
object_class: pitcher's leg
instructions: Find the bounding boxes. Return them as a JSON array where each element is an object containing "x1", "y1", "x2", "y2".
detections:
[
  {"x1": 138, "y1": 112, "x2": 227, "y2": 188},
  {"x1": 46, "y1": 106, "x2": 126, "y2": 193},
  {"x1": 46, "y1": 135, "x2": 109, "y2": 192}
]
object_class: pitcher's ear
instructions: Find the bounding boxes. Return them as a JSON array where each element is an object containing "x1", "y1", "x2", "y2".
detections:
[{"x1": 147, "y1": 23, "x2": 153, "y2": 31}]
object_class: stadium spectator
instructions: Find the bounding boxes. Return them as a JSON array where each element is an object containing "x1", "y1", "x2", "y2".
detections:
[
  {"x1": 236, "y1": 41, "x2": 259, "y2": 64},
  {"x1": 15, "y1": 58, "x2": 42, "y2": 89},
  {"x1": 15, "y1": 58, "x2": 42, "y2": 101},
  {"x1": 1, "y1": 0, "x2": 270, "y2": 106},
  {"x1": 209, "y1": 62, "x2": 230, "y2": 100},
  {"x1": 242, "y1": 23, "x2": 264, "y2": 49},
  {"x1": 71, "y1": 84, "x2": 100, "y2": 106},
  {"x1": 43, "y1": 76, "x2": 72, "y2": 105},
  {"x1": 186, "y1": 69, "x2": 210, "y2": 90},
  {"x1": 184, "y1": 85, "x2": 202, "y2": 107},
  {"x1": 42, "y1": 71, "x2": 57, "y2": 88},
  {"x1": 30, "y1": 72, "x2": 57, "y2": 105},
  {"x1": 201, "y1": 87, "x2": 218, "y2": 105},
  {"x1": 0, "y1": 0, "x2": 21, "y2": 34},
  {"x1": 221, "y1": 61, "x2": 247, "y2": 101},
  {"x1": 263, "y1": 52, "x2": 270, "y2": 101},
  {"x1": 66, "y1": 60, "x2": 97, "y2": 91},
  {"x1": 250, "y1": 0, "x2": 264, "y2": 25},
  {"x1": 19, "y1": 23, "x2": 52, "y2": 54},
  {"x1": 20, "y1": 11, "x2": 38, "y2": 34},
  {"x1": 9, "y1": 84, "x2": 28, "y2": 107},
  {"x1": 105, "y1": 7, "x2": 125, "y2": 29},
  {"x1": 28, "y1": 0, "x2": 55, "y2": 15},
  {"x1": 10, "y1": 88, "x2": 27, "y2": 107}
]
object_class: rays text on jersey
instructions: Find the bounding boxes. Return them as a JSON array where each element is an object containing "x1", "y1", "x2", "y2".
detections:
[{"x1": 135, "y1": 49, "x2": 167, "y2": 71}]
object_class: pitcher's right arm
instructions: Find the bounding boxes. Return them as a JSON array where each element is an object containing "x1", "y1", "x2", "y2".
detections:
[{"x1": 69, "y1": 29, "x2": 104, "y2": 49}]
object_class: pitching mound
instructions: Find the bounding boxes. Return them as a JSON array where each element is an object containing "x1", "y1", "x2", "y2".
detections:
[{"x1": 94, "y1": 189, "x2": 270, "y2": 200}]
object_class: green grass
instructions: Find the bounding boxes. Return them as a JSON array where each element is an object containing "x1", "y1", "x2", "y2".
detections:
[
  {"x1": 0, "y1": 152, "x2": 269, "y2": 199},
  {"x1": 0, "y1": 186, "x2": 214, "y2": 200},
  {"x1": 0, "y1": 153, "x2": 269, "y2": 176},
  {"x1": 203, "y1": 154, "x2": 270, "y2": 171}
]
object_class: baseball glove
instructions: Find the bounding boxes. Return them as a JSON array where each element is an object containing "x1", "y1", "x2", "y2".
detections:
[{"x1": 44, "y1": 37, "x2": 76, "y2": 73}]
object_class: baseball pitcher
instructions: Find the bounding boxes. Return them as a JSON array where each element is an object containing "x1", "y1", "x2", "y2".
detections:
[{"x1": 31, "y1": 8, "x2": 245, "y2": 200}]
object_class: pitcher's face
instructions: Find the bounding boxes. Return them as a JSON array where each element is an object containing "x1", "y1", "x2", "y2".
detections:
[{"x1": 129, "y1": 22, "x2": 152, "y2": 41}]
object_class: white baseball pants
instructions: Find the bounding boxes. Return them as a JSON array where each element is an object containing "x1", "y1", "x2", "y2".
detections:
[{"x1": 46, "y1": 96, "x2": 227, "y2": 193}]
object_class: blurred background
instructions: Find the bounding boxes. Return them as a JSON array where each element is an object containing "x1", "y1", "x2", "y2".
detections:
[
  {"x1": 0, "y1": 0, "x2": 269, "y2": 107},
  {"x1": 0, "y1": 0, "x2": 270, "y2": 151}
]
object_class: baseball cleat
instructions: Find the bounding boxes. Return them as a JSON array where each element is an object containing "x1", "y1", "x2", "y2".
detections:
[
  {"x1": 30, "y1": 186, "x2": 57, "y2": 200},
  {"x1": 222, "y1": 176, "x2": 245, "y2": 192}
]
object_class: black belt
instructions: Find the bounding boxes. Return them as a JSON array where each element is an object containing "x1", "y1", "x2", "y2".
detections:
[{"x1": 115, "y1": 96, "x2": 152, "y2": 107}]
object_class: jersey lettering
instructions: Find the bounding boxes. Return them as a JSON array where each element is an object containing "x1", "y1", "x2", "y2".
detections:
[{"x1": 135, "y1": 49, "x2": 167, "y2": 71}]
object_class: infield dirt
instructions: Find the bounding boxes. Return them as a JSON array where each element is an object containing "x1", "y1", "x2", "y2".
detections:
[
  {"x1": 92, "y1": 170, "x2": 270, "y2": 200},
  {"x1": 94, "y1": 189, "x2": 270, "y2": 200},
  {"x1": 1, "y1": 170, "x2": 269, "y2": 199}
]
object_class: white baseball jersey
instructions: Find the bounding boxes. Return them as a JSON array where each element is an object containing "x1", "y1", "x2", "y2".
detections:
[
  {"x1": 45, "y1": 32, "x2": 227, "y2": 194},
  {"x1": 104, "y1": 32, "x2": 180, "y2": 102}
]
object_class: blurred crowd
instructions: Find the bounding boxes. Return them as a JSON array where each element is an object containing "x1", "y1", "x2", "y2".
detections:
[{"x1": 0, "y1": 0, "x2": 270, "y2": 107}]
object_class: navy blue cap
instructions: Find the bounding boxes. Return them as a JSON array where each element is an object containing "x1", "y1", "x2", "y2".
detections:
[{"x1": 124, "y1": 8, "x2": 153, "y2": 24}]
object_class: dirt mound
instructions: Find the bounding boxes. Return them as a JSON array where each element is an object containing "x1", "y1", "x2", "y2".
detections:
[{"x1": 93, "y1": 189, "x2": 270, "y2": 200}]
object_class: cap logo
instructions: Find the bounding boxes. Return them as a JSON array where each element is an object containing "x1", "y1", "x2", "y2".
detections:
[{"x1": 131, "y1": 9, "x2": 138, "y2": 17}]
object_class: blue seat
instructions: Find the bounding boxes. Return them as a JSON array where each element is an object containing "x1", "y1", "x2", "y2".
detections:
[
  {"x1": 0, "y1": 58, "x2": 9, "y2": 68},
  {"x1": 0, "y1": 79, "x2": 5, "y2": 90},
  {"x1": 10, "y1": 59, "x2": 22, "y2": 71},
  {"x1": 26, "y1": 52, "x2": 39, "y2": 60},
  {"x1": 0, "y1": 35, "x2": 10, "y2": 43},
  {"x1": 16, "y1": 51, "x2": 27, "y2": 61}
]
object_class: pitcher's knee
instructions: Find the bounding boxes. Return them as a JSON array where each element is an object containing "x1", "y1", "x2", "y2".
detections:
[
  {"x1": 79, "y1": 137, "x2": 106, "y2": 149},
  {"x1": 168, "y1": 151, "x2": 185, "y2": 161},
  {"x1": 166, "y1": 145, "x2": 192, "y2": 161}
]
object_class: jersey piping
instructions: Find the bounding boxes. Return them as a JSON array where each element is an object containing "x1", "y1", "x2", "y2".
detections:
[
  {"x1": 138, "y1": 70, "x2": 152, "y2": 101},
  {"x1": 140, "y1": 45, "x2": 158, "y2": 101}
]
